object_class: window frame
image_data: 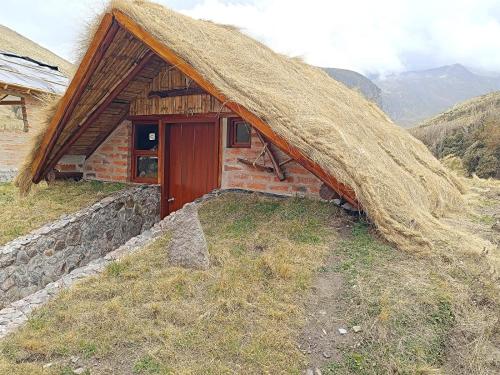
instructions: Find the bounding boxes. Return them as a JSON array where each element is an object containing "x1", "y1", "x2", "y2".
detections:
[
  {"x1": 131, "y1": 122, "x2": 159, "y2": 184},
  {"x1": 227, "y1": 117, "x2": 251, "y2": 148}
]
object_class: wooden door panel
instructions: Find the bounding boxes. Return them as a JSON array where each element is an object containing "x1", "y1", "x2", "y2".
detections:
[{"x1": 165, "y1": 122, "x2": 219, "y2": 215}]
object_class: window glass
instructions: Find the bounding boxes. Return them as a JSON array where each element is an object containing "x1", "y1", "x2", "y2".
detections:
[
  {"x1": 135, "y1": 124, "x2": 158, "y2": 151},
  {"x1": 136, "y1": 156, "x2": 158, "y2": 179},
  {"x1": 235, "y1": 122, "x2": 251, "y2": 144}
]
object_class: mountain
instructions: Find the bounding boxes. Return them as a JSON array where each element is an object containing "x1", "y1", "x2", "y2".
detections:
[
  {"x1": 0, "y1": 24, "x2": 72, "y2": 75},
  {"x1": 323, "y1": 67, "x2": 383, "y2": 107},
  {"x1": 410, "y1": 91, "x2": 500, "y2": 178},
  {"x1": 375, "y1": 64, "x2": 500, "y2": 127}
]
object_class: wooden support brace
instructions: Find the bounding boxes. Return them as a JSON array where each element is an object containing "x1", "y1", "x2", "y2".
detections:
[
  {"x1": 0, "y1": 100, "x2": 22, "y2": 105},
  {"x1": 279, "y1": 157, "x2": 293, "y2": 167},
  {"x1": 20, "y1": 97, "x2": 29, "y2": 132},
  {"x1": 255, "y1": 130, "x2": 286, "y2": 181},
  {"x1": 237, "y1": 158, "x2": 274, "y2": 173}
]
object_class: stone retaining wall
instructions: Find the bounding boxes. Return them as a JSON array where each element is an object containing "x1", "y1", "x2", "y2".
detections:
[
  {"x1": 0, "y1": 185, "x2": 160, "y2": 308},
  {"x1": 0, "y1": 189, "x2": 220, "y2": 339}
]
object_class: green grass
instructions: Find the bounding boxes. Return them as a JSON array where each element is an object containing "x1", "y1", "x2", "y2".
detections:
[
  {"x1": 0, "y1": 181, "x2": 125, "y2": 245},
  {"x1": 0, "y1": 193, "x2": 339, "y2": 374},
  {"x1": 323, "y1": 223, "x2": 499, "y2": 374}
]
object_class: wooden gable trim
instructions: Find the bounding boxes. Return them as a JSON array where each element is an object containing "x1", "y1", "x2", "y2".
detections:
[
  {"x1": 32, "y1": 13, "x2": 118, "y2": 183},
  {"x1": 112, "y1": 10, "x2": 359, "y2": 208},
  {"x1": 40, "y1": 50, "x2": 156, "y2": 178}
]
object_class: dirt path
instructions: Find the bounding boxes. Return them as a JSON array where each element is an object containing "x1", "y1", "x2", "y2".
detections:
[{"x1": 299, "y1": 220, "x2": 359, "y2": 373}]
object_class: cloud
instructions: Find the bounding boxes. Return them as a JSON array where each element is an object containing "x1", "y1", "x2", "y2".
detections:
[
  {"x1": 179, "y1": 0, "x2": 500, "y2": 75},
  {"x1": 1, "y1": 0, "x2": 499, "y2": 75}
]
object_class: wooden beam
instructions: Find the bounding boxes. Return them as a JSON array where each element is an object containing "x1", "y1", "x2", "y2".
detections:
[
  {"x1": 148, "y1": 87, "x2": 205, "y2": 98},
  {"x1": 279, "y1": 157, "x2": 293, "y2": 167},
  {"x1": 84, "y1": 106, "x2": 130, "y2": 158},
  {"x1": 20, "y1": 97, "x2": 29, "y2": 132},
  {"x1": 237, "y1": 158, "x2": 274, "y2": 173},
  {"x1": 255, "y1": 130, "x2": 286, "y2": 181},
  {"x1": 112, "y1": 10, "x2": 358, "y2": 208},
  {"x1": 41, "y1": 51, "x2": 155, "y2": 176},
  {"x1": 31, "y1": 14, "x2": 118, "y2": 183},
  {"x1": 0, "y1": 100, "x2": 23, "y2": 105}
]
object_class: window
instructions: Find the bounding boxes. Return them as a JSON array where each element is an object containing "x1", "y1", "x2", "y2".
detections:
[
  {"x1": 227, "y1": 118, "x2": 251, "y2": 148},
  {"x1": 131, "y1": 123, "x2": 158, "y2": 183}
]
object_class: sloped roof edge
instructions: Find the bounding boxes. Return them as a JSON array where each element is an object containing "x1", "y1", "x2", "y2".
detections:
[{"x1": 30, "y1": 10, "x2": 359, "y2": 207}]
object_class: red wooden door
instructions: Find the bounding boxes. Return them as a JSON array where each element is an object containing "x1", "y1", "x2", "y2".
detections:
[{"x1": 163, "y1": 122, "x2": 219, "y2": 215}]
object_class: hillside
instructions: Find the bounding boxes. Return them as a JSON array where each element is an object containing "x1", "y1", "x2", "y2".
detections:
[
  {"x1": 323, "y1": 67, "x2": 383, "y2": 107},
  {"x1": 375, "y1": 64, "x2": 500, "y2": 126},
  {"x1": 410, "y1": 91, "x2": 500, "y2": 178},
  {"x1": 1, "y1": 191, "x2": 498, "y2": 374},
  {"x1": 0, "y1": 24, "x2": 72, "y2": 75}
]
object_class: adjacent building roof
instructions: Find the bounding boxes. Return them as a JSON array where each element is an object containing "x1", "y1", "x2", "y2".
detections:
[
  {"x1": 0, "y1": 24, "x2": 72, "y2": 76},
  {"x1": 19, "y1": 0, "x2": 469, "y2": 255},
  {"x1": 0, "y1": 51, "x2": 69, "y2": 95}
]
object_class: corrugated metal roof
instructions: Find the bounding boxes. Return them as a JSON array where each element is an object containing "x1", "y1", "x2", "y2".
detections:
[{"x1": 0, "y1": 50, "x2": 69, "y2": 95}]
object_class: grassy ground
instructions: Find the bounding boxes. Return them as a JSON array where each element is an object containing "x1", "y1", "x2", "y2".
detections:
[
  {"x1": 0, "y1": 194, "x2": 338, "y2": 374},
  {"x1": 0, "y1": 181, "x2": 125, "y2": 245},
  {"x1": 0, "y1": 192, "x2": 498, "y2": 374}
]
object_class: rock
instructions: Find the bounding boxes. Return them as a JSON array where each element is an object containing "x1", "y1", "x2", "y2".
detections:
[
  {"x1": 305, "y1": 369, "x2": 314, "y2": 375},
  {"x1": 71, "y1": 355, "x2": 79, "y2": 363},
  {"x1": 352, "y1": 325, "x2": 362, "y2": 333},
  {"x1": 322, "y1": 352, "x2": 331, "y2": 358},
  {"x1": 42, "y1": 362, "x2": 53, "y2": 369},
  {"x1": 167, "y1": 203, "x2": 209, "y2": 270},
  {"x1": 338, "y1": 328, "x2": 347, "y2": 335},
  {"x1": 314, "y1": 368, "x2": 322, "y2": 375},
  {"x1": 73, "y1": 367, "x2": 86, "y2": 374},
  {"x1": 15, "y1": 250, "x2": 29, "y2": 265},
  {"x1": 492, "y1": 220, "x2": 500, "y2": 232}
]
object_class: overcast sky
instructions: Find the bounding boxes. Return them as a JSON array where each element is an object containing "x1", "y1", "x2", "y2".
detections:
[{"x1": 1, "y1": 0, "x2": 499, "y2": 76}]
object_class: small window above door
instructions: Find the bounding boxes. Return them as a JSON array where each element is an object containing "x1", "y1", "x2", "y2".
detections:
[
  {"x1": 131, "y1": 123, "x2": 159, "y2": 183},
  {"x1": 227, "y1": 118, "x2": 251, "y2": 148},
  {"x1": 134, "y1": 124, "x2": 158, "y2": 151}
]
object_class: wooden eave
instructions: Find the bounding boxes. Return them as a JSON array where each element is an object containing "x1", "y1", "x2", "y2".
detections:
[{"x1": 31, "y1": 10, "x2": 359, "y2": 209}]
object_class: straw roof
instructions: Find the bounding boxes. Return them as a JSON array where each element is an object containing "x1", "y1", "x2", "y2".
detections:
[
  {"x1": 0, "y1": 24, "x2": 72, "y2": 76},
  {"x1": 17, "y1": 0, "x2": 493, "y2": 258}
]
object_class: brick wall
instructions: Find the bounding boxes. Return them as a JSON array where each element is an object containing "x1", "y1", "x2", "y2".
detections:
[
  {"x1": 0, "y1": 96, "x2": 43, "y2": 171},
  {"x1": 220, "y1": 119, "x2": 322, "y2": 197},
  {"x1": 83, "y1": 121, "x2": 131, "y2": 182},
  {"x1": 57, "y1": 118, "x2": 322, "y2": 198}
]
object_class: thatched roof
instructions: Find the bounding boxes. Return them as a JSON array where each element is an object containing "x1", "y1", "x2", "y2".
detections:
[
  {"x1": 0, "y1": 24, "x2": 73, "y2": 76},
  {"x1": 18, "y1": 0, "x2": 491, "y2": 256}
]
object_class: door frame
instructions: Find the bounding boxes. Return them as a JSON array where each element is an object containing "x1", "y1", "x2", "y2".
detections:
[{"x1": 132, "y1": 114, "x2": 222, "y2": 218}]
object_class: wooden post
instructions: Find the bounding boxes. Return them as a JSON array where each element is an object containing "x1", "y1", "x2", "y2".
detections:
[{"x1": 20, "y1": 97, "x2": 29, "y2": 132}]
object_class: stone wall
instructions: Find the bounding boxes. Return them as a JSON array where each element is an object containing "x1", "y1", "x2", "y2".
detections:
[
  {"x1": 0, "y1": 188, "x2": 220, "y2": 339},
  {"x1": 0, "y1": 185, "x2": 160, "y2": 308}
]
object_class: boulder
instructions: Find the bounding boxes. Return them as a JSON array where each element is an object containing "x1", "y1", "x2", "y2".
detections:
[{"x1": 167, "y1": 203, "x2": 209, "y2": 270}]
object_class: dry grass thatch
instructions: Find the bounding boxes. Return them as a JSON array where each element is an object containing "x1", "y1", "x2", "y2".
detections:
[
  {"x1": 0, "y1": 25, "x2": 73, "y2": 75},
  {"x1": 14, "y1": 95, "x2": 60, "y2": 194},
  {"x1": 19, "y1": 0, "x2": 498, "y2": 268}
]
